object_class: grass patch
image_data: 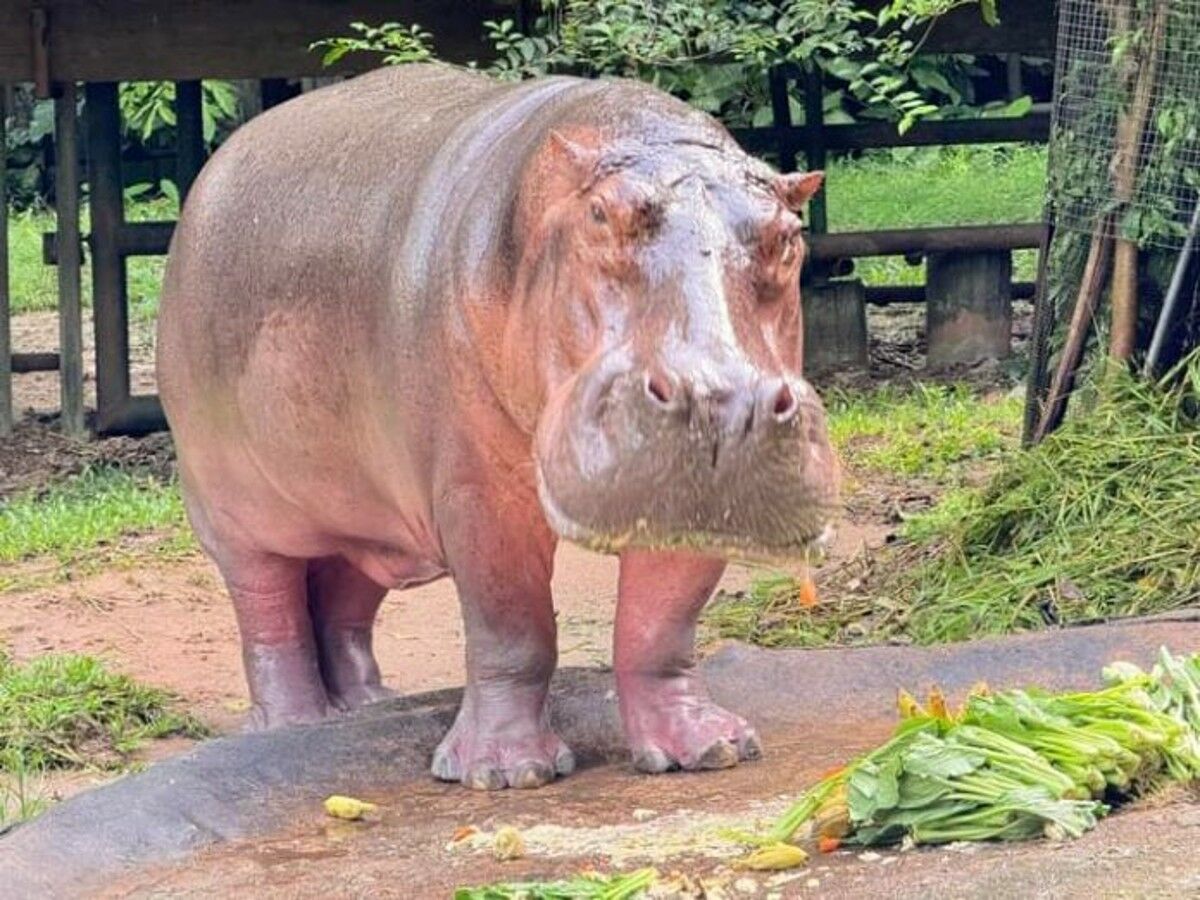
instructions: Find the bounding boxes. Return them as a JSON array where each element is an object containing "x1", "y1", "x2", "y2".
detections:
[
  {"x1": 0, "y1": 652, "x2": 204, "y2": 771},
  {"x1": 0, "y1": 652, "x2": 205, "y2": 828},
  {"x1": 0, "y1": 468, "x2": 188, "y2": 573},
  {"x1": 710, "y1": 359, "x2": 1200, "y2": 648},
  {"x1": 7, "y1": 197, "x2": 175, "y2": 322},
  {"x1": 826, "y1": 144, "x2": 1047, "y2": 286},
  {"x1": 826, "y1": 383, "x2": 1023, "y2": 480}
]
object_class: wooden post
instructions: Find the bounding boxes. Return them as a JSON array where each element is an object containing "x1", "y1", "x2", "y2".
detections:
[
  {"x1": 0, "y1": 83, "x2": 11, "y2": 435},
  {"x1": 803, "y1": 278, "x2": 869, "y2": 374},
  {"x1": 85, "y1": 82, "x2": 129, "y2": 434},
  {"x1": 55, "y1": 82, "x2": 86, "y2": 436},
  {"x1": 174, "y1": 80, "x2": 205, "y2": 201},
  {"x1": 801, "y1": 64, "x2": 828, "y2": 236},
  {"x1": 925, "y1": 250, "x2": 1012, "y2": 369}
]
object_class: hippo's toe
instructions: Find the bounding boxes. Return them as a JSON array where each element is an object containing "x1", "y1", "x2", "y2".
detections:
[{"x1": 431, "y1": 721, "x2": 575, "y2": 791}]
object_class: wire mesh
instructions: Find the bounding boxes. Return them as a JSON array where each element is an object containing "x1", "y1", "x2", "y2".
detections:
[{"x1": 1049, "y1": 0, "x2": 1200, "y2": 249}]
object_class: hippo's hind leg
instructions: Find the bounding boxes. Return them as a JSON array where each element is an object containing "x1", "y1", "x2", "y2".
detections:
[
  {"x1": 431, "y1": 485, "x2": 575, "y2": 790},
  {"x1": 219, "y1": 551, "x2": 333, "y2": 729},
  {"x1": 614, "y1": 550, "x2": 762, "y2": 773},
  {"x1": 306, "y1": 557, "x2": 393, "y2": 711}
]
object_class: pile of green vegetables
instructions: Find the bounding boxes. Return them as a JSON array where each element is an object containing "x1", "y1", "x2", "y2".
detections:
[
  {"x1": 770, "y1": 647, "x2": 1200, "y2": 849},
  {"x1": 455, "y1": 649, "x2": 1200, "y2": 897}
]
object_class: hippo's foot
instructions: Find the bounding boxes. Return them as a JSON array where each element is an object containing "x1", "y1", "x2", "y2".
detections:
[
  {"x1": 618, "y1": 672, "x2": 762, "y2": 773},
  {"x1": 241, "y1": 642, "x2": 334, "y2": 732},
  {"x1": 316, "y1": 625, "x2": 394, "y2": 713},
  {"x1": 431, "y1": 693, "x2": 575, "y2": 790},
  {"x1": 328, "y1": 683, "x2": 396, "y2": 713}
]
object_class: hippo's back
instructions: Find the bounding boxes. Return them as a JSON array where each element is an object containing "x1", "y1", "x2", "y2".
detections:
[{"x1": 159, "y1": 65, "x2": 557, "y2": 400}]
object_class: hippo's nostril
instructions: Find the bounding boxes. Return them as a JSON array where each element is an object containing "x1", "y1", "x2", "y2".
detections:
[
  {"x1": 772, "y1": 383, "x2": 798, "y2": 422},
  {"x1": 644, "y1": 369, "x2": 677, "y2": 409}
]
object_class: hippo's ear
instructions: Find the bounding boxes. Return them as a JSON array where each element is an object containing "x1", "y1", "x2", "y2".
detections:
[
  {"x1": 548, "y1": 130, "x2": 600, "y2": 181},
  {"x1": 774, "y1": 171, "x2": 825, "y2": 211}
]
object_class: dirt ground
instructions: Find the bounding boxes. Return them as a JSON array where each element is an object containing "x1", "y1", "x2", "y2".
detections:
[{"x1": 99, "y1": 771, "x2": 1200, "y2": 899}]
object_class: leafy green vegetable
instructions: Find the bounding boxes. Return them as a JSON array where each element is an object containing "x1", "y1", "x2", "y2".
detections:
[
  {"x1": 454, "y1": 868, "x2": 657, "y2": 900},
  {"x1": 767, "y1": 648, "x2": 1200, "y2": 850}
]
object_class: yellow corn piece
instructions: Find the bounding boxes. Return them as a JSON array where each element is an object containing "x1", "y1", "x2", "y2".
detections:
[
  {"x1": 736, "y1": 842, "x2": 809, "y2": 871},
  {"x1": 323, "y1": 795, "x2": 378, "y2": 821}
]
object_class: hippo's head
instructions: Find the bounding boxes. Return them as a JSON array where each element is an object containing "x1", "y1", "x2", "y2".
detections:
[{"x1": 506, "y1": 127, "x2": 839, "y2": 561}]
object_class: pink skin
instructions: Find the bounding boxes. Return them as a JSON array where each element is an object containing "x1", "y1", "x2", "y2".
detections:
[
  {"x1": 157, "y1": 65, "x2": 839, "y2": 790},
  {"x1": 617, "y1": 551, "x2": 760, "y2": 771}
]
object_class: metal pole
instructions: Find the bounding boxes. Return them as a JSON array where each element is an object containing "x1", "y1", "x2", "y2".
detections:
[
  {"x1": 1143, "y1": 200, "x2": 1200, "y2": 378},
  {"x1": 55, "y1": 82, "x2": 86, "y2": 437},
  {"x1": 0, "y1": 83, "x2": 11, "y2": 435}
]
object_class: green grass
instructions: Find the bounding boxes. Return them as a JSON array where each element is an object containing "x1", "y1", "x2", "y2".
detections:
[
  {"x1": 0, "y1": 651, "x2": 206, "y2": 828},
  {"x1": 710, "y1": 358, "x2": 1200, "y2": 649},
  {"x1": 826, "y1": 144, "x2": 1047, "y2": 286},
  {"x1": 0, "y1": 652, "x2": 204, "y2": 771},
  {"x1": 7, "y1": 197, "x2": 175, "y2": 323},
  {"x1": 826, "y1": 383, "x2": 1024, "y2": 480},
  {"x1": 0, "y1": 468, "x2": 189, "y2": 578}
]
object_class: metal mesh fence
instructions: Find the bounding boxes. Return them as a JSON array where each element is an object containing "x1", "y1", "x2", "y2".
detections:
[{"x1": 1049, "y1": 0, "x2": 1200, "y2": 249}]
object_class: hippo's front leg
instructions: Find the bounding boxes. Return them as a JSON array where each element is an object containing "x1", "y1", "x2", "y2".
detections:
[
  {"x1": 431, "y1": 485, "x2": 575, "y2": 791},
  {"x1": 615, "y1": 550, "x2": 762, "y2": 773}
]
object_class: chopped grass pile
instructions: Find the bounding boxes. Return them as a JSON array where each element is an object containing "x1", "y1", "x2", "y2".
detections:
[
  {"x1": 710, "y1": 358, "x2": 1200, "y2": 647},
  {"x1": 0, "y1": 652, "x2": 205, "y2": 771},
  {"x1": 765, "y1": 647, "x2": 1200, "y2": 851}
]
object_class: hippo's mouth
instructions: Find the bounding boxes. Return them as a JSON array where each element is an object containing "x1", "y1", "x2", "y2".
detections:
[{"x1": 534, "y1": 458, "x2": 839, "y2": 565}]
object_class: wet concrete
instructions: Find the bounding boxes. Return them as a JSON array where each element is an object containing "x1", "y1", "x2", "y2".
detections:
[{"x1": 4, "y1": 613, "x2": 1200, "y2": 897}]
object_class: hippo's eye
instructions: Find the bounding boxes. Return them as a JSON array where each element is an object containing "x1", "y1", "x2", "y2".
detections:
[{"x1": 589, "y1": 199, "x2": 608, "y2": 226}]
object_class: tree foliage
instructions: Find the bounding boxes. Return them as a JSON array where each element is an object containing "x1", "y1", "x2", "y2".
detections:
[{"x1": 315, "y1": 1, "x2": 1009, "y2": 133}]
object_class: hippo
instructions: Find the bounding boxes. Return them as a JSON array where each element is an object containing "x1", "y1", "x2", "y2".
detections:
[{"x1": 156, "y1": 63, "x2": 839, "y2": 790}]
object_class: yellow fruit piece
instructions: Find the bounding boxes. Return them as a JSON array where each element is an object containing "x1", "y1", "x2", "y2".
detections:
[
  {"x1": 897, "y1": 688, "x2": 924, "y2": 719},
  {"x1": 736, "y1": 842, "x2": 809, "y2": 871},
  {"x1": 493, "y1": 825, "x2": 526, "y2": 861},
  {"x1": 323, "y1": 795, "x2": 378, "y2": 821}
]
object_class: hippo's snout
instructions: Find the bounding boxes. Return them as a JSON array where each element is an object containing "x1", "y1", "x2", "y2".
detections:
[
  {"x1": 641, "y1": 366, "x2": 801, "y2": 429},
  {"x1": 535, "y1": 358, "x2": 840, "y2": 561}
]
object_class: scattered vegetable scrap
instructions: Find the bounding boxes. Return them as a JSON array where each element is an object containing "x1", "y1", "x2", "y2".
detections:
[
  {"x1": 765, "y1": 647, "x2": 1200, "y2": 850},
  {"x1": 797, "y1": 568, "x2": 819, "y2": 609},
  {"x1": 733, "y1": 842, "x2": 808, "y2": 871},
  {"x1": 493, "y1": 825, "x2": 528, "y2": 861},
  {"x1": 453, "y1": 867, "x2": 657, "y2": 900},
  {"x1": 322, "y1": 795, "x2": 378, "y2": 821}
]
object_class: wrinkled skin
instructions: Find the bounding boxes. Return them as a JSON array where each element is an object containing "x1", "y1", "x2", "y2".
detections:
[{"x1": 157, "y1": 64, "x2": 839, "y2": 790}]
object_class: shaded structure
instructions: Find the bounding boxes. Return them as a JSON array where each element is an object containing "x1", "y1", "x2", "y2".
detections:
[{"x1": 0, "y1": 0, "x2": 1057, "y2": 435}]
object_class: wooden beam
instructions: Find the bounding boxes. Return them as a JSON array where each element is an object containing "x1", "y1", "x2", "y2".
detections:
[
  {"x1": 54, "y1": 80, "x2": 85, "y2": 436},
  {"x1": 807, "y1": 223, "x2": 1044, "y2": 261},
  {"x1": 732, "y1": 108, "x2": 1052, "y2": 155},
  {"x1": 0, "y1": 83, "x2": 11, "y2": 435},
  {"x1": 0, "y1": 1, "x2": 514, "y2": 82}
]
